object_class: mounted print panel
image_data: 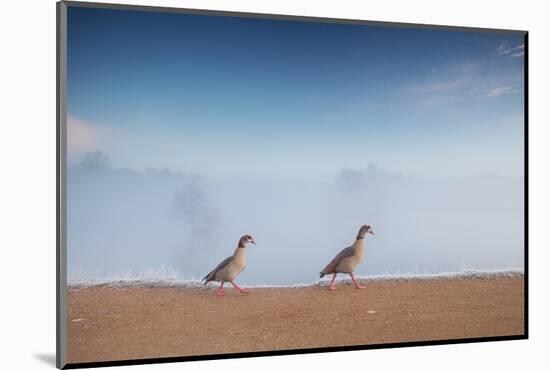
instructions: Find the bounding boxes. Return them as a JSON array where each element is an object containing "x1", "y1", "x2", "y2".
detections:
[{"x1": 57, "y1": 1, "x2": 527, "y2": 368}]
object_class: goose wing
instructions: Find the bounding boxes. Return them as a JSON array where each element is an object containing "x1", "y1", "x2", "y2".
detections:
[
  {"x1": 320, "y1": 246, "x2": 355, "y2": 277},
  {"x1": 202, "y1": 256, "x2": 234, "y2": 284}
]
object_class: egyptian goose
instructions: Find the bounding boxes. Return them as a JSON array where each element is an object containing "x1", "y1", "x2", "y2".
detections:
[
  {"x1": 319, "y1": 225, "x2": 374, "y2": 290},
  {"x1": 202, "y1": 234, "x2": 256, "y2": 296}
]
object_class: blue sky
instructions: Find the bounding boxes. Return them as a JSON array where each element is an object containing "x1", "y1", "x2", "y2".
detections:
[{"x1": 67, "y1": 6, "x2": 525, "y2": 179}]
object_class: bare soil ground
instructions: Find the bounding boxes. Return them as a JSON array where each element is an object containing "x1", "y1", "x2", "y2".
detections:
[{"x1": 67, "y1": 277, "x2": 524, "y2": 364}]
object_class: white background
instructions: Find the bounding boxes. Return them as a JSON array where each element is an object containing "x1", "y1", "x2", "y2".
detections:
[{"x1": 0, "y1": 0, "x2": 548, "y2": 369}]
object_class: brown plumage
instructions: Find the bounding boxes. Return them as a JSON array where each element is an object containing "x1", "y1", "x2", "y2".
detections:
[
  {"x1": 319, "y1": 225, "x2": 374, "y2": 290},
  {"x1": 319, "y1": 246, "x2": 357, "y2": 278},
  {"x1": 202, "y1": 234, "x2": 256, "y2": 296}
]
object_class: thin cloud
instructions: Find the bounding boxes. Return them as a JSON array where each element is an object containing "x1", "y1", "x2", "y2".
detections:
[
  {"x1": 67, "y1": 116, "x2": 119, "y2": 156},
  {"x1": 510, "y1": 51, "x2": 525, "y2": 58},
  {"x1": 400, "y1": 63, "x2": 484, "y2": 107},
  {"x1": 485, "y1": 86, "x2": 521, "y2": 98},
  {"x1": 401, "y1": 61, "x2": 523, "y2": 106},
  {"x1": 408, "y1": 75, "x2": 471, "y2": 95},
  {"x1": 496, "y1": 41, "x2": 524, "y2": 57},
  {"x1": 67, "y1": 116, "x2": 98, "y2": 154},
  {"x1": 403, "y1": 63, "x2": 476, "y2": 96}
]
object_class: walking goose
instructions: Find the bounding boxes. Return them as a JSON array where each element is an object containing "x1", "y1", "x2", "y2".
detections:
[
  {"x1": 319, "y1": 225, "x2": 374, "y2": 290},
  {"x1": 202, "y1": 234, "x2": 256, "y2": 296}
]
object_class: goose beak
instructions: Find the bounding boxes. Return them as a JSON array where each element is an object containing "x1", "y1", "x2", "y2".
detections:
[
  {"x1": 251, "y1": 239, "x2": 256, "y2": 244},
  {"x1": 369, "y1": 230, "x2": 375, "y2": 235}
]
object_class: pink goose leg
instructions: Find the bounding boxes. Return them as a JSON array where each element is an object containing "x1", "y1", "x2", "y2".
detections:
[
  {"x1": 350, "y1": 274, "x2": 366, "y2": 289},
  {"x1": 328, "y1": 273, "x2": 338, "y2": 290},
  {"x1": 216, "y1": 282, "x2": 225, "y2": 296},
  {"x1": 231, "y1": 281, "x2": 249, "y2": 294}
]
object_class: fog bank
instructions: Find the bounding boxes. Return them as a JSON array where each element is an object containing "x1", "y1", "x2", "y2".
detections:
[{"x1": 68, "y1": 152, "x2": 524, "y2": 285}]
